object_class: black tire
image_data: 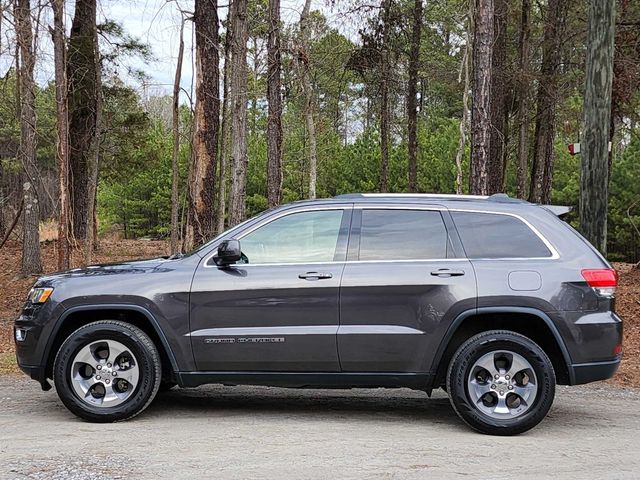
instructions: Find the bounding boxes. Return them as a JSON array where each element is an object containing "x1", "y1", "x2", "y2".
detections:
[
  {"x1": 446, "y1": 330, "x2": 555, "y2": 435},
  {"x1": 53, "y1": 320, "x2": 161, "y2": 422}
]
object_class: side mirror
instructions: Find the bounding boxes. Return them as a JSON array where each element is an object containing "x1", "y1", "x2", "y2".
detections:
[{"x1": 213, "y1": 239, "x2": 242, "y2": 267}]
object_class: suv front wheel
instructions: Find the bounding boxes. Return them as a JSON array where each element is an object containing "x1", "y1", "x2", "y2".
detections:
[
  {"x1": 446, "y1": 330, "x2": 556, "y2": 435},
  {"x1": 53, "y1": 320, "x2": 161, "y2": 422}
]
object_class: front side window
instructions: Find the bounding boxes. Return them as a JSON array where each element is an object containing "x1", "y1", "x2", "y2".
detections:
[
  {"x1": 358, "y1": 209, "x2": 448, "y2": 260},
  {"x1": 239, "y1": 210, "x2": 344, "y2": 264},
  {"x1": 452, "y1": 211, "x2": 552, "y2": 258}
]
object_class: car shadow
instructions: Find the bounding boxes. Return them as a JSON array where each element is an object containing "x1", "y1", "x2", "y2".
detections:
[{"x1": 143, "y1": 385, "x2": 464, "y2": 427}]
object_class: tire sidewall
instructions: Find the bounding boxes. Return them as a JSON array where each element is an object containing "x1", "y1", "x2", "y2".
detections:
[
  {"x1": 54, "y1": 322, "x2": 160, "y2": 422},
  {"x1": 447, "y1": 331, "x2": 556, "y2": 435}
]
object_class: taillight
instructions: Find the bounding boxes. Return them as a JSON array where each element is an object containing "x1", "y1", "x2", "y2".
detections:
[{"x1": 581, "y1": 269, "x2": 617, "y2": 297}]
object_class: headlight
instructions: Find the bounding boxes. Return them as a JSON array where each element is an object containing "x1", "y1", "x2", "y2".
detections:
[{"x1": 28, "y1": 287, "x2": 54, "y2": 304}]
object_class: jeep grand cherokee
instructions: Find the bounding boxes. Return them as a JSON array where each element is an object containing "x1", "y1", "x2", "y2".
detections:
[{"x1": 14, "y1": 193, "x2": 623, "y2": 435}]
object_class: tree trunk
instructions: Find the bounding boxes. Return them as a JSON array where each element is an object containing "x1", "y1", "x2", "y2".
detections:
[
  {"x1": 455, "y1": 6, "x2": 472, "y2": 195},
  {"x1": 217, "y1": 20, "x2": 233, "y2": 234},
  {"x1": 515, "y1": 0, "x2": 532, "y2": 199},
  {"x1": 186, "y1": 0, "x2": 220, "y2": 248},
  {"x1": 470, "y1": 0, "x2": 494, "y2": 196},
  {"x1": 67, "y1": 0, "x2": 98, "y2": 242},
  {"x1": 379, "y1": 0, "x2": 391, "y2": 193},
  {"x1": 266, "y1": 0, "x2": 283, "y2": 207},
  {"x1": 51, "y1": 0, "x2": 71, "y2": 270},
  {"x1": 170, "y1": 17, "x2": 185, "y2": 254},
  {"x1": 299, "y1": 0, "x2": 317, "y2": 199},
  {"x1": 15, "y1": 0, "x2": 42, "y2": 275},
  {"x1": 487, "y1": 0, "x2": 506, "y2": 194},
  {"x1": 84, "y1": 36, "x2": 101, "y2": 265},
  {"x1": 529, "y1": 0, "x2": 568, "y2": 204},
  {"x1": 580, "y1": 0, "x2": 616, "y2": 255},
  {"x1": 228, "y1": 0, "x2": 249, "y2": 226},
  {"x1": 407, "y1": 0, "x2": 422, "y2": 193}
]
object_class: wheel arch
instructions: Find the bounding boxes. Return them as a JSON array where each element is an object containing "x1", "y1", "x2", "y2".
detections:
[
  {"x1": 44, "y1": 305, "x2": 179, "y2": 382},
  {"x1": 432, "y1": 307, "x2": 574, "y2": 388}
]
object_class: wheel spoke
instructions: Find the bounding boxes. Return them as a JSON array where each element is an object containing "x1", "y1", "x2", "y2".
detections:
[
  {"x1": 73, "y1": 344, "x2": 98, "y2": 366},
  {"x1": 506, "y1": 354, "x2": 531, "y2": 378},
  {"x1": 75, "y1": 375, "x2": 99, "y2": 394},
  {"x1": 512, "y1": 382, "x2": 537, "y2": 403},
  {"x1": 469, "y1": 379, "x2": 492, "y2": 402},
  {"x1": 475, "y1": 353, "x2": 499, "y2": 377},
  {"x1": 116, "y1": 364, "x2": 139, "y2": 387},
  {"x1": 102, "y1": 383, "x2": 119, "y2": 404},
  {"x1": 493, "y1": 395, "x2": 510, "y2": 415},
  {"x1": 105, "y1": 340, "x2": 129, "y2": 365}
]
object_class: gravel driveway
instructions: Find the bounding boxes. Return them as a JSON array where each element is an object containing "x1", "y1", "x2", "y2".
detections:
[{"x1": 0, "y1": 376, "x2": 638, "y2": 479}]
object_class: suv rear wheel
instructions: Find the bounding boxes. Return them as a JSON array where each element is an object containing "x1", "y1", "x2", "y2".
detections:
[
  {"x1": 446, "y1": 330, "x2": 555, "y2": 435},
  {"x1": 53, "y1": 320, "x2": 161, "y2": 422}
]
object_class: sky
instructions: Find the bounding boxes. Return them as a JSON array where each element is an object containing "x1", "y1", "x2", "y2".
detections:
[{"x1": 0, "y1": 0, "x2": 366, "y2": 100}]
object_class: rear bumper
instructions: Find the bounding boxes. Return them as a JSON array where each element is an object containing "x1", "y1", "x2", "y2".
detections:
[{"x1": 569, "y1": 358, "x2": 621, "y2": 385}]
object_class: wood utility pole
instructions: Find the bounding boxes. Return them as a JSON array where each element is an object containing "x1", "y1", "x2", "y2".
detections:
[
  {"x1": 299, "y1": 0, "x2": 317, "y2": 199},
  {"x1": 170, "y1": 16, "x2": 185, "y2": 254},
  {"x1": 266, "y1": 0, "x2": 283, "y2": 207},
  {"x1": 407, "y1": 0, "x2": 422, "y2": 193},
  {"x1": 51, "y1": 0, "x2": 71, "y2": 270},
  {"x1": 379, "y1": 0, "x2": 391, "y2": 193},
  {"x1": 515, "y1": 0, "x2": 532, "y2": 199},
  {"x1": 15, "y1": 0, "x2": 42, "y2": 274},
  {"x1": 228, "y1": 0, "x2": 249, "y2": 226},
  {"x1": 470, "y1": 0, "x2": 493, "y2": 195},
  {"x1": 580, "y1": 0, "x2": 616, "y2": 255},
  {"x1": 186, "y1": 0, "x2": 220, "y2": 248}
]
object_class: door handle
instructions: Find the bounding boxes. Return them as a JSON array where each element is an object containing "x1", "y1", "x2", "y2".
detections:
[
  {"x1": 430, "y1": 268, "x2": 465, "y2": 277},
  {"x1": 298, "y1": 272, "x2": 333, "y2": 280}
]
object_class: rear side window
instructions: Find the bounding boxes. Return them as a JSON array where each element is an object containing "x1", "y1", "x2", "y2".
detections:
[
  {"x1": 358, "y1": 209, "x2": 448, "y2": 260},
  {"x1": 452, "y1": 211, "x2": 552, "y2": 259}
]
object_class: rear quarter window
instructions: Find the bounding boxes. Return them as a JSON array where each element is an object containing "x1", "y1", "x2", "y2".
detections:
[{"x1": 452, "y1": 211, "x2": 552, "y2": 259}]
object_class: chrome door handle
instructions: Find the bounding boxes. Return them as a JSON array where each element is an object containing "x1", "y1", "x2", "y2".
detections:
[
  {"x1": 430, "y1": 268, "x2": 465, "y2": 277},
  {"x1": 298, "y1": 272, "x2": 333, "y2": 280}
]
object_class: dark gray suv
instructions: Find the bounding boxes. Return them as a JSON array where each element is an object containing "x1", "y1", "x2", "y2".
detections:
[{"x1": 14, "y1": 193, "x2": 623, "y2": 435}]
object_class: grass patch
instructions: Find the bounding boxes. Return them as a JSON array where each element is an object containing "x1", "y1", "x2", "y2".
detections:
[{"x1": 0, "y1": 351, "x2": 19, "y2": 375}]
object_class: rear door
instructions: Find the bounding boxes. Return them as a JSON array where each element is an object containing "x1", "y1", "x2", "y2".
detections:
[{"x1": 338, "y1": 205, "x2": 476, "y2": 373}]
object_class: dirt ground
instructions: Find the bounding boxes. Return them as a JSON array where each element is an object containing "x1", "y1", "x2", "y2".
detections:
[
  {"x1": 0, "y1": 241, "x2": 638, "y2": 386},
  {"x1": 1, "y1": 377, "x2": 639, "y2": 479}
]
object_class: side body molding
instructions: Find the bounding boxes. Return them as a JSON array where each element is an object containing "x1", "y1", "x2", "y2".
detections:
[
  {"x1": 431, "y1": 306, "x2": 575, "y2": 385},
  {"x1": 45, "y1": 304, "x2": 181, "y2": 375}
]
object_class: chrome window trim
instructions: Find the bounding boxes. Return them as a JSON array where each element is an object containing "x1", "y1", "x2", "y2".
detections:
[
  {"x1": 205, "y1": 258, "x2": 470, "y2": 269},
  {"x1": 448, "y1": 208, "x2": 560, "y2": 260},
  {"x1": 202, "y1": 204, "x2": 560, "y2": 268}
]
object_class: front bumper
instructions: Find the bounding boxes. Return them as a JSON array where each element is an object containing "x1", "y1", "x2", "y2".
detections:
[{"x1": 16, "y1": 361, "x2": 52, "y2": 390}]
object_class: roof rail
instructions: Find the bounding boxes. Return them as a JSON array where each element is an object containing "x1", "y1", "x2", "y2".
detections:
[
  {"x1": 334, "y1": 193, "x2": 489, "y2": 200},
  {"x1": 333, "y1": 193, "x2": 529, "y2": 204}
]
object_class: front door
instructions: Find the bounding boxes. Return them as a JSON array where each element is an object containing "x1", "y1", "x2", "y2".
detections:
[
  {"x1": 190, "y1": 207, "x2": 351, "y2": 371},
  {"x1": 338, "y1": 207, "x2": 476, "y2": 373}
]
